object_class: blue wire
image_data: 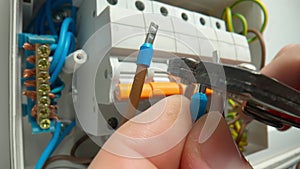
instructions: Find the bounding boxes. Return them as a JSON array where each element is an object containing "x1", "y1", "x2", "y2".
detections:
[
  {"x1": 34, "y1": 4, "x2": 46, "y2": 34},
  {"x1": 52, "y1": 0, "x2": 72, "y2": 9},
  {"x1": 46, "y1": 0, "x2": 57, "y2": 35},
  {"x1": 50, "y1": 31, "x2": 72, "y2": 83},
  {"x1": 25, "y1": 17, "x2": 35, "y2": 33},
  {"x1": 54, "y1": 94, "x2": 61, "y2": 100},
  {"x1": 50, "y1": 17, "x2": 73, "y2": 73},
  {"x1": 51, "y1": 83, "x2": 65, "y2": 94},
  {"x1": 71, "y1": 6, "x2": 77, "y2": 33},
  {"x1": 55, "y1": 120, "x2": 76, "y2": 147},
  {"x1": 50, "y1": 44, "x2": 57, "y2": 51},
  {"x1": 34, "y1": 121, "x2": 62, "y2": 169},
  {"x1": 30, "y1": 0, "x2": 74, "y2": 34},
  {"x1": 39, "y1": 14, "x2": 47, "y2": 34}
]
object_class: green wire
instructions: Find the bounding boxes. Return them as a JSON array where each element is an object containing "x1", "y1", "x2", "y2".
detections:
[
  {"x1": 222, "y1": 0, "x2": 268, "y2": 43},
  {"x1": 222, "y1": 10, "x2": 248, "y2": 36},
  {"x1": 230, "y1": 0, "x2": 268, "y2": 43},
  {"x1": 232, "y1": 13, "x2": 248, "y2": 36}
]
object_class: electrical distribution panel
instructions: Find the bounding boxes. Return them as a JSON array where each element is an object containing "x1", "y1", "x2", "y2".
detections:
[{"x1": 7, "y1": 0, "x2": 274, "y2": 168}]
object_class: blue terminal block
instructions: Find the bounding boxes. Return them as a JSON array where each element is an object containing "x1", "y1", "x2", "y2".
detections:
[
  {"x1": 190, "y1": 92, "x2": 208, "y2": 122},
  {"x1": 19, "y1": 33, "x2": 57, "y2": 134},
  {"x1": 18, "y1": 33, "x2": 57, "y2": 47}
]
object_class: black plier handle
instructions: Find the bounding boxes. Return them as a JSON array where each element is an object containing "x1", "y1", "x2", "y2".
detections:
[{"x1": 169, "y1": 58, "x2": 300, "y2": 129}]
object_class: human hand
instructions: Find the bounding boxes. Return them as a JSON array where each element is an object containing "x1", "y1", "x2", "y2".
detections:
[
  {"x1": 89, "y1": 95, "x2": 251, "y2": 169},
  {"x1": 89, "y1": 44, "x2": 300, "y2": 169}
]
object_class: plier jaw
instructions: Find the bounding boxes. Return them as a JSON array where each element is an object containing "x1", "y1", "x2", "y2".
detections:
[{"x1": 168, "y1": 58, "x2": 300, "y2": 129}]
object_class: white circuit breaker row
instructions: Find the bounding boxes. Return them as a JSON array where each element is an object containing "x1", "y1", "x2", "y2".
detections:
[
  {"x1": 77, "y1": 0, "x2": 251, "y2": 62},
  {"x1": 76, "y1": 0, "x2": 252, "y2": 105},
  {"x1": 72, "y1": 0, "x2": 253, "y2": 136}
]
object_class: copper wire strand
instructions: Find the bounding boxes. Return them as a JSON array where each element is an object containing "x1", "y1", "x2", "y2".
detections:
[
  {"x1": 23, "y1": 91, "x2": 37, "y2": 100},
  {"x1": 49, "y1": 106, "x2": 58, "y2": 119},
  {"x1": 31, "y1": 104, "x2": 58, "y2": 119},
  {"x1": 70, "y1": 134, "x2": 90, "y2": 157},
  {"x1": 26, "y1": 55, "x2": 36, "y2": 64},
  {"x1": 23, "y1": 91, "x2": 54, "y2": 100},
  {"x1": 24, "y1": 80, "x2": 36, "y2": 87},
  {"x1": 247, "y1": 29, "x2": 266, "y2": 69},
  {"x1": 48, "y1": 93, "x2": 56, "y2": 99},
  {"x1": 23, "y1": 43, "x2": 35, "y2": 50},
  {"x1": 31, "y1": 105, "x2": 37, "y2": 117},
  {"x1": 42, "y1": 155, "x2": 92, "y2": 169},
  {"x1": 23, "y1": 69, "x2": 36, "y2": 78}
]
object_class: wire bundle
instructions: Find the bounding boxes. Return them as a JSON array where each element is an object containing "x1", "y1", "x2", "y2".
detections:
[
  {"x1": 226, "y1": 99, "x2": 252, "y2": 152},
  {"x1": 222, "y1": 0, "x2": 268, "y2": 69},
  {"x1": 35, "y1": 121, "x2": 76, "y2": 169},
  {"x1": 26, "y1": 0, "x2": 76, "y2": 35},
  {"x1": 22, "y1": 0, "x2": 78, "y2": 168},
  {"x1": 42, "y1": 134, "x2": 96, "y2": 169},
  {"x1": 23, "y1": 0, "x2": 76, "y2": 119},
  {"x1": 222, "y1": 0, "x2": 268, "y2": 43}
]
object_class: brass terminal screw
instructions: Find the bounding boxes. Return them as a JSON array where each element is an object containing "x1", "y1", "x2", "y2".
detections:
[
  {"x1": 39, "y1": 96, "x2": 51, "y2": 105},
  {"x1": 38, "y1": 58, "x2": 50, "y2": 70},
  {"x1": 37, "y1": 45, "x2": 51, "y2": 57},
  {"x1": 39, "y1": 118, "x2": 51, "y2": 129},
  {"x1": 38, "y1": 84, "x2": 50, "y2": 96},
  {"x1": 38, "y1": 106, "x2": 50, "y2": 118},
  {"x1": 38, "y1": 71, "x2": 50, "y2": 79}
]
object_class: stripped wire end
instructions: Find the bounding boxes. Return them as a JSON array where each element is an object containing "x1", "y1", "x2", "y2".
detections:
[
  {"x1": 24, "y1": 80, "x2": 37, "y2": 87},
  {"x1": 26, "y1": 55, "x2": 36, "y2": 64},
  {"x1": 145, "y1": 22, "x2": 159, "y2": 44},
  {"x1": 23, "y1": 42, "x2": 35, "y2": 50},
  {"x1": 23, "y1": 69, "x2": 36, "y2": 78}
]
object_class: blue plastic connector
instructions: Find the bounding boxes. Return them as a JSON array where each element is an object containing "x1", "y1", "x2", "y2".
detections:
[
  {"x1": 19, "y1": 33, "x2": 57, "y2": 134},
  {"x1": 190, "y1": 92, "x2": 208, "y2": 122},
  {"x1": 136, "y1": 43, "x2": 154, "y2": 67}
]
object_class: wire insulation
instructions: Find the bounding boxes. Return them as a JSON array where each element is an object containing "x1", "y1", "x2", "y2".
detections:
[
  {"x1": 50, "y1": 17, "x2": 73, "y2": 73},
  {"x1": 56, "y1": 121, "x2": 76, "y2": 148},
  {"x1": 247, "y1": 29, "x2": 266, "y2": 69},
  {"x1": 35, "y1": 121, "x2": 62, "y2": 169},
  {"x1": 50, "y1": 31, "x2": 72, "y2": 83},
  {"x1": 42, "y1": 155, "x2": 92, "y2": 169},
  {"x1": 70, "y1": 134, "x2": 90, "y2": 157},
  {"x1": 222, "y1": 0, "x2": 268, "y2": 43},
  {"x1": 121, "y1": 65, "x2": 148, "y2": 125}
]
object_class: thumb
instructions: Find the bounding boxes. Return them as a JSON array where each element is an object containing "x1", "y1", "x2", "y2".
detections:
[{"x1": 181, "y1": 111, "x2": 252, "y2": 169}]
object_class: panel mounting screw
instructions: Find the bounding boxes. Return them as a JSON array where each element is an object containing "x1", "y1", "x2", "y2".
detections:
[{"x1": 108, "y1": 117, "x2": 118, "y2": 130}]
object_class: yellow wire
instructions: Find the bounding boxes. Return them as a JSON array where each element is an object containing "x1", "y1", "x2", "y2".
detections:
[
  {"x1": 221, "y1": 0, "x2": 268, "y2": 43},
  {"x1": 223, "y1": 7, "x2": 234, "y2": 32}
]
